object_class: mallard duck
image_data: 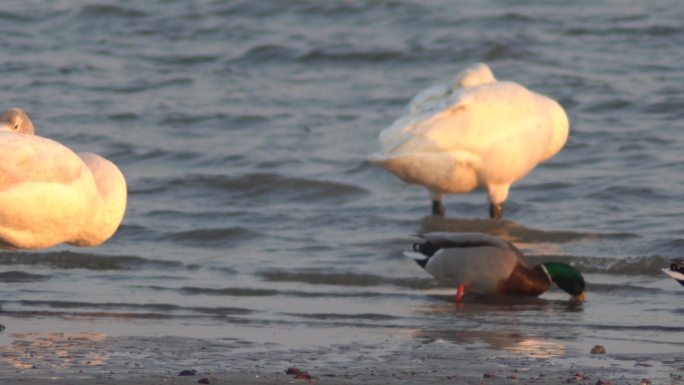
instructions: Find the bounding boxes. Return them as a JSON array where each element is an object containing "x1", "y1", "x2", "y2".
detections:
[
  {"x1": 407, "y1": 232, "x2": 585, "y2": 302},
  {"x1": 369, "y1": 63, "x2": 569, "y2": 218},
  {"x1": 663, "y1": 258, "x2": 684, "y2": 287},
  {"x1": 0, "y1": 108, "x2": 127, "y2": 249}
]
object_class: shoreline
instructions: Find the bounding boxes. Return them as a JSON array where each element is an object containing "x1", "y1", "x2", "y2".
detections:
[{"x1": 0, "y1": 330, "x2": 681, "y2": 385}]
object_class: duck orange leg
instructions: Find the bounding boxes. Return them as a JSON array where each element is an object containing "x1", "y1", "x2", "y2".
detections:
[{"x1": 455, "y1": 285, "x2": 465, "y2": 302}]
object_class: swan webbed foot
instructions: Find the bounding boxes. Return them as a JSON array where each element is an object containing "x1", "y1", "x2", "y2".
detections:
[
  {"x1": 431, "y1": 200, "x2": 445, "y2": 216},
  {"x1": 489, "y1": 203, "x2": 503, "y2": 219}
]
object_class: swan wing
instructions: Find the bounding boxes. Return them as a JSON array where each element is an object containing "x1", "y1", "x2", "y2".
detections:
[
  {"x1": 0, "y1": 133, "x2": 85, "y2": 187},
  {"x1": 405, "y1": 84, "x2": 452, "y2": 114},
  {"x1": 378, "y1": 82, "x2": 556, "y2": 157}
]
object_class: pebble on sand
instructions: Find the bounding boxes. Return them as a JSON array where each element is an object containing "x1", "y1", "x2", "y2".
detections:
[
  {"x1": 179, "y1": 369, "x2": 197, "y2": 376},
  {"x1": 590, "y1": 345, "x2": 607, "y2": 354},
  {"x1": 286, "y1": 367, "x2": 312, "y2": 380}
]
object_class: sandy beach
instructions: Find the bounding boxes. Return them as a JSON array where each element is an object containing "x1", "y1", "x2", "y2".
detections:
[{"x1": 1, "y1": 323, "x2": 682, "y2": 385}]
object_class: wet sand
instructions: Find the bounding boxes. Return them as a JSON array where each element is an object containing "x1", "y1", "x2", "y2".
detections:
[{"x1": 1, "y1": 331, "x2": 682, "y2": 385}]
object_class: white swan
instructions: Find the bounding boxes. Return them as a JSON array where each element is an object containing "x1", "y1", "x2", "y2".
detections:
[
  {"x1": 369, "y1": 63, "x2": 569, "y2": 218},
  {"x1": 0, "y1": 108, "x2": 127, "y2": 249}
]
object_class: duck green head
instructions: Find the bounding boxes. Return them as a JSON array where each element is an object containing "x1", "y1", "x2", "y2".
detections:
[{"x1": 541, "y1": 262, "x2": 585, "y2": 301}]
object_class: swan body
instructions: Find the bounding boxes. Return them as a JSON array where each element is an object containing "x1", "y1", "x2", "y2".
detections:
[
  {"x1": 369, "y1": 63, "x2": 569, "y2": 218},
  {"x1": 0, "y1": 108, "x2": 126, "y2": 249},
  {"x1": 409, "y1": 232, "x2": 585, "y2": 300}
]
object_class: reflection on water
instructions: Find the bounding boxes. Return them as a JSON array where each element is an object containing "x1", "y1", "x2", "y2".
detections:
[
  {"x1": 420, "y1": 216, "x2": 635, "y2": 244},
  {"x1": 422, "y1": 292, "x2": 584, "y2": 312},
  {"x1": 0, "y1": 333, "x2": 108, "y2": 370},
  {"x1": 415, "y1": 328, "x2": 567, "y2": 358},
  {"x1": 413, "y1": 295, "x2": 582, "y2": 358},
  {"x1": 418, "y1": 215, "x2": 647, "y2": 265}
]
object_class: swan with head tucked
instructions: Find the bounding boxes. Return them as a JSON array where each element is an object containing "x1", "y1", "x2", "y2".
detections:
[
  {"x1": 369, "y1": 63, "x2": 569, "y2": 218},
  {"x1": 407, "y1": 232, "x2": 585, "y2": 302},
  {"x1": 0, "y1": 107, "x2": 127, "y2": 249}
]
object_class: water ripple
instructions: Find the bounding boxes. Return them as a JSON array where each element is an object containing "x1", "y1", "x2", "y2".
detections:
[
  {"x1": 78, "y1": 4, "x2": 148, "y2": 18},
  {"x1": 0, "y1": 251, "x2": 182, "y2": 271},
  {"x1": 257, "y1": 270, "x2": 437, "y2": 289},
  {"x1": 0, "y1": 271, "x2": 51, "y2": 283}
]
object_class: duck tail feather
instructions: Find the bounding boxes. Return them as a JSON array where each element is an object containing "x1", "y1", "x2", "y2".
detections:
[{"x1": 403, "y1": 251, "x2": 429, "y2": 268}]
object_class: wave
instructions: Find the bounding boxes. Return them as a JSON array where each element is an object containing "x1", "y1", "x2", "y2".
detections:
[
  {"x1": 588, "y1": 185, "x2": 668, "y2": 202},
  {"x1": 144, "y1": 284, "x2": 424, "y2": 299},
  {"x1": 0, "y1": 10, "x2": 35, "y2": 22},
  {"x1": 131, "y1": 173, "x2": 368, "y2": 203},
  {"x1": 298, "y1": 47, "x2": 407, "y2": 64},
  {"x1": 108, "y1": 143, "x2": 202, "y2": 165},
  {"x1": 1, "y1": 309, "x2": 176, "y2": 320},
  {"x1": 232, "y1": 38, "x2": 531, "y2": 66},
  {"x1": 1, "y1": 300, "x2": 253, "y2": 320},
  {"x1": 234, "y1": 44, "x2": 301, "y2": 63},
  {"x1": 178, "y1": 286, "x2": 279, "y2": 297},
  {"x1": 214, "y1": 0, "x2": 424, "y2": 18},
  {"x1": 156, "y1": 112, "x2": 268, "y2": 128},
  {"x1": 139, "y1": 53, "x2": 220, "y2": 66},
  {"x1": 257, "y1": 270, "x2": 436, "y2": 289},
  {"x1": 78, "y1": 4, "x2": 148, "y2": 18},
  {"x1": 495, "y1": 12, "x2": 535, "y2": 22},
  {"x1": 106, "y1": 112, "x2": 141, "y2": 122},
  {"x1": 586, "y1": 283, "x2": 665, "y2": 294},
  {"x1": 100, "y1": 77, "x2": 193, "y2": 94},
  {"x1": 527, "y1": 255, "x2": 671, "y2": 276},
  {"x1": 112, "y1": 224, "x2": 161, "y2": 242},
  {"x1": 161, "y1": 226, "x2": 256, "y2": 248},
  {"x1": 0, "y1": 251, "x2": 182, "y2": 271},
  {"x1": 566, "y1": 24, "x2": 683, "y2": 37},
  {"x1": 284, "y1": 312, "x2": 400, "y2": 321},
  {"x1": 0, "y1": 271, "x2": 50, "y2": 283}
]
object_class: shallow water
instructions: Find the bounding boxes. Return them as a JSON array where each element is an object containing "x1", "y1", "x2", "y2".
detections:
[{"x1": 1, "y1": 0, "x2": 683, "y2": 382}]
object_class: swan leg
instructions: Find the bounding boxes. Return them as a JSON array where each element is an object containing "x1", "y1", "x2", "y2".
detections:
[
  {"x1": 455, "y1": 285, "x2": 465, "y2": 302},
  {"x1": 487, "y1": 184, "x2": 509, "y2": 219},
  {"x1": 432, "y1": 200, "x2": 445, "y2": 216},
  {"x1": 489, "y1": 203, "x2": 503, "y2": 219}
]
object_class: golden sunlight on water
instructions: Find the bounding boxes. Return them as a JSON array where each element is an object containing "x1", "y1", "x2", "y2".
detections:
[
  {"x1": 507, "y1": 338, "x2": 566, "y2": 358},
  {"x1": 0, "y1": 333, "x2": 108, "y2": 369},
  {"x1": 413, "y1": 327, "x2": 566, "y2": 356}
]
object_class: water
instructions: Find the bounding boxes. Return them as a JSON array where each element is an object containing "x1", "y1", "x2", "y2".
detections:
[{"x1": 0, "y1": 0, "x2": 683, "y2": 382}]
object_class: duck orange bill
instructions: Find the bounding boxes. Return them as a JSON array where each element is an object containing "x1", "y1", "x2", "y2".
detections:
[{"x1": 573, "y1": 292, "x2": 585, "y2": 302}]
